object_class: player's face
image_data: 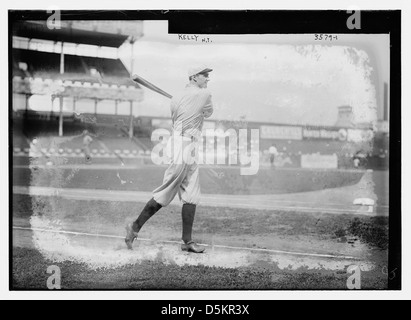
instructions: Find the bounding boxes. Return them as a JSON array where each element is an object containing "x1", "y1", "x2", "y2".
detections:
[{"x1": 195, "y1": 73, "x2": 210, "y2": 88}]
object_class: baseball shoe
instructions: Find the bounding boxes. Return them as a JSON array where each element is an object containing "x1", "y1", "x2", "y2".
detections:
[
  {"x1": 125, "y1": 223, "x2": 138, "y2": 250},
  {"x1": 181, "y1": 241, "x2": 205, "y2": 253}
]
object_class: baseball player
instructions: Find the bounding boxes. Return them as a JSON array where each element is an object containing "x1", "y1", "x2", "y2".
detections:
[
  {"x1": 125, "y1": 65, "x2": 214, "y2": 253},
  {"x1": 268, "y1": 143, "x2": 278, "y2": 168}
]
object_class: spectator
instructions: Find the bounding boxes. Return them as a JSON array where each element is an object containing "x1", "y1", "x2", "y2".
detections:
[
  {"x1": 268, "y1": 143, "x2": 278, "y2": 168},
  {"x1": 353, "y1": 157, "x2": 360, "y2": 169}
]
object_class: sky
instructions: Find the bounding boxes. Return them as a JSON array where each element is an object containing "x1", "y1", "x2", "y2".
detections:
[{"x1": 125, "y1": 21, "x2": 389, "y2": 127}]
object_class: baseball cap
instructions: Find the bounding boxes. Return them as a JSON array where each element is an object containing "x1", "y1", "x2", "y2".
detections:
[{"x1": 188, "y1": 65, "x2": 213, "y2": 77}]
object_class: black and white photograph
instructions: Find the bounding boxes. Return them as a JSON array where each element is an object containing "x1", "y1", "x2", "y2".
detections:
[{"x1": 6, "y1": 7, "x2": 404, "y2": 299}]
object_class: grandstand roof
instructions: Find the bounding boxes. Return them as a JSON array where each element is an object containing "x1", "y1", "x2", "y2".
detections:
[
  {"x1": 12, "y1": 20, "x2": 143, "y2": 48},
  {"x1": 13, "y1": 48, "x2": 137, "y2": 86},
  {"x1": 12, "y1": 48, "x2": 143, "y2": 101}
]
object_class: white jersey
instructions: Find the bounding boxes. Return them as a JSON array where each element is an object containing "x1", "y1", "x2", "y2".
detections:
[{"x1": 170, "y1": 84, "x2": 213, "y2": 139}]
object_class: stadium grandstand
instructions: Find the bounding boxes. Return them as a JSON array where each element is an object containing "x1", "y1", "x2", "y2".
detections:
[{"x1": 12, "y1": 20, "x2": 148, "y2": 158}]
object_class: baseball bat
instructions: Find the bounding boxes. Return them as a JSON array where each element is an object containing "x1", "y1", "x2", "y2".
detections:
[{"x1": 131, "y1": 74, "x2": 173, "y2": 99}]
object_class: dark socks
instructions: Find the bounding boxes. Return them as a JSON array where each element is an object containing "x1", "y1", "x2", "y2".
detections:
[
  {"x1": 132, "y1": 198, "x2": 162, "y2": 232},
  {"x1": 182, "y1": 203, "x2": 196, "y2": 244}
]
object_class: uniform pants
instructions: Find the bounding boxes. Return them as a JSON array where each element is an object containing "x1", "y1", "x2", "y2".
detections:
[{"x1": 153, "y1": 135, "x2": 201, "y2": 206}]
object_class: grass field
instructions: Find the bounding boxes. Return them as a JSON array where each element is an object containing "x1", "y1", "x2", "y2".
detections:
[{"x1": 13, "y1": 165, "x2": 367, "y2": 196}]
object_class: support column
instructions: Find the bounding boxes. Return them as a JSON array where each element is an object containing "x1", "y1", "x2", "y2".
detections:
[
  {"x1": 129, "y1": 100, "x2": 134, "y2": 138},
  {"x1": 49, "y1": 96, "x2": 54, "y2": 120},
  {"x1": 73, "y1": 97, "x2": 76, "y2": 113},
  {"x1": 58, "y1": 41, "x2": 65, "y2": 136},
  {"x1": 115, "y1": 100, "x2": 118, "y2": 115},
  {"x1": 58, "y1": 96, "x2": 63, "y2": 137},
  {"x1": 25, "y1": 94, "x2": 29, "y2": 111},
  {"x1": 60, "y1": 42, "x2": 64, "y2": 74},
  {"x1": 130, "y1": 39, "x2": 135, "y2": 74},
  {"x1": 94, "y1": 99, "x2": 98, "y2": 115}
]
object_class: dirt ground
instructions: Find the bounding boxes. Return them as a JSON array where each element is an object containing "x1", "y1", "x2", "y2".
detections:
[
  {"x1": 12, "y1": 194, "x2": 388, "y2": 290},
  {"x1": 11, "y1": 158, "x2": 390, "y2": 290}
]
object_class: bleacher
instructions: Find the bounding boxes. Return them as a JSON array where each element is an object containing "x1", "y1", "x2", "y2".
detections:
[
  {"x1": 11, "y1": 20, "x2": 152, "y2": 160},
  {"x1": 12, "y1": 112, "x2": 147, "y2": 153}
]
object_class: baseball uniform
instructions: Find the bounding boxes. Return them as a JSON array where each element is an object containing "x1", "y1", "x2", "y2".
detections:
[
  {"x1": 153, "y1": 84, "x2": 213, "y2": 206},
  {"x1": 125, "y1": 66, "x2": 213, "y2": 253}
]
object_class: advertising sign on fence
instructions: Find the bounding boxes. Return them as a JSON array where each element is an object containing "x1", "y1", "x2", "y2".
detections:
[{"x1": 301, "y1": 153, "x2": 338, "y2": 169}]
